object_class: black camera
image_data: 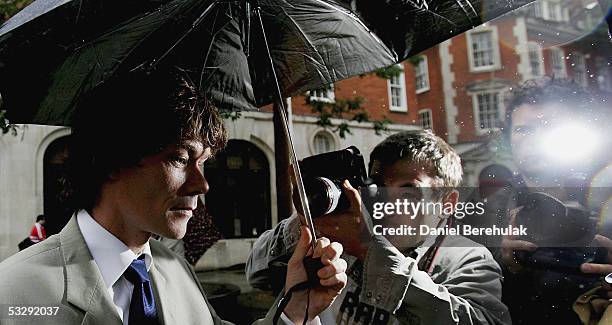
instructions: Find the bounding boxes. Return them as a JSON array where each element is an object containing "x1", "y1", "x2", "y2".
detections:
[
  {"x1": 294, "y1": 146, "x2": 368, "y2": 218},
  {"x1": 514, "y1": 192, "x2": 607, "y2": 274}
]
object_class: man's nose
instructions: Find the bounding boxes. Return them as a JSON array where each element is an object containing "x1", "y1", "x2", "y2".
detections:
[{"x1": 186, "y1": 165, "x2": 210, "y2": 196}]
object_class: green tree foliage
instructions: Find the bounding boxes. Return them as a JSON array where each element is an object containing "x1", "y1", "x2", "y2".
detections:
[
  {"x1": 306, "y1": 92, "x2": 391, "y2": 139},
  {"x1": 372, "y1": 64, "x2": 404, "y2": 79},
  {"x1": 1, "y1": 0, "x2": 33, "y2": 23},
  {"x1": 219, "y1": 110, "x2": 242, "y2": 121}
]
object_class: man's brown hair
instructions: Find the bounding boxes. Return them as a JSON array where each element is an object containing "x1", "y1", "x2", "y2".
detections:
[
  {"x1": 66, "y1": 68, "x2": 227, "y2": 210},
  {"x1": 369, "y1": 130, "x2": 463, "y2": 189}
]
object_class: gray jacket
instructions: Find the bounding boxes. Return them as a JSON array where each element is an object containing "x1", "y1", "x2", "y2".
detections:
[
  {"x1": 246, "y1": 215, "x2": 511, "y2": 325},
  {"x1": 0, "y1": 216, "x2": 289, "y2": 325}
]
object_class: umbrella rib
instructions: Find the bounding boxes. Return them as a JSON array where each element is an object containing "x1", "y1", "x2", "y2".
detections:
[
  {"x1": 199, "y1": 3, "x2": 231, "y2": 90},
  {"x1": 74, "y1": 0, "x2": 84, "y2": 24},
  {"x1": 276, "y1": 7, "x2": 330, "y2": 81},
  {"x1": 420, "y1": 7, "x2": 460, "y2": 27},
  {"x1": 461, "y1": 0, "x2": 478, "y2": 18},
  {"x1": 151, "y1": 1, "x2": 217, "y2": 67},
  {"x1": 453, "y1": 0, "x2": 479, "y2": 26},
  {"x1": 153, "y1": 1, "x2": 219, "y2": 68},
  {"x1": 271, "y1": 0, "x2": 393, "y2": 83}
]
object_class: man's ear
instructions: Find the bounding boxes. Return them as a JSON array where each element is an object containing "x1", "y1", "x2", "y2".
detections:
[{"x1": 442, "y1": 190, "x2": 459, "y2": 214}]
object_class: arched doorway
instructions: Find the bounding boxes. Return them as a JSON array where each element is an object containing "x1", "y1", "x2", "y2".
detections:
[
  {"x1": 43, "y1": 135, "x2": 72, "y2": 236},
  {"x1": 204, "y1": 140, "x2": 271, "y2": 238}
]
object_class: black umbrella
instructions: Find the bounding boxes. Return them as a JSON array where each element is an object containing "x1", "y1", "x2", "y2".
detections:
[
  {"x1": 0, "y1": 0, "x2": 533, "y2": 248},
  {"x1": 0, "y1": 0, "x2": 534, "y2": 125}
]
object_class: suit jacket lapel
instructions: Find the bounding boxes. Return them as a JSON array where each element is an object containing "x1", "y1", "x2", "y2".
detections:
[
  {"x1": 59, "y1": 216, "x2": 122, "y2": 325},
  {"x1": 150, "y1": 262, "x2": 176, "y2": 325},
  {"x1": 149, "y1": 242, "x2": 221, "y2": 324},
  {"x1": 202, "y1": 288, "x2": 228, "y2": 325},
  {"x1": 184, "y1": 260, "x2": 226, "y2": 325}
]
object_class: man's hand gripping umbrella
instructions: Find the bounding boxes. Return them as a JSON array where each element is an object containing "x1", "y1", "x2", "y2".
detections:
[{"x1": 252, "y1": 5, "x2": 346, "y2": 324}]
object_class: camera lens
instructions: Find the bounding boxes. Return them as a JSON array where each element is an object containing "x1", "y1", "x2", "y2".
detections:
[{"x1": 304, "y1": 177, "x2": 342, "y2": 217}]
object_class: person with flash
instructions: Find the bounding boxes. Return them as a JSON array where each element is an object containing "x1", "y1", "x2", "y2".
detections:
[{"x1": 498, "y1": 78, "x2": 612, "y2": 325}]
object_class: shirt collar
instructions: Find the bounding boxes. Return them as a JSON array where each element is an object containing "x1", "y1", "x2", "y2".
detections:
[{"x1": 76, "y1": 209, "x2": 153, "y2": 289}]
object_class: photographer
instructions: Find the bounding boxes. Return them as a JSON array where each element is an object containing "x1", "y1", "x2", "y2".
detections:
[
  {"x1": 500, "y1": 78, "x2": 612, "y2": 324},
  {"x1": 247, "y1": 130, "x2": 511, "y2": 325}
]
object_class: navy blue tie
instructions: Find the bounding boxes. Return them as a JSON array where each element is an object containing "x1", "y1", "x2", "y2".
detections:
[{"x1": 123, "y1": 256, "x2": 160, "y2": 325}]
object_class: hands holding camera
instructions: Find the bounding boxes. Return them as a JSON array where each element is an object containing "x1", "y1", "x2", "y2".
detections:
[
  {"x1": 502, "y1": 210, "x2": 612, "y2": 297},
  {"x1": 580, "y1": 235, "x2": 612, "y2": 297},
  {"x1": 500, "y1": 210, "x2": 538, "y2": 274},
  {"x1": 298, "y1": 180, "x2": 371, "y2": 261}
]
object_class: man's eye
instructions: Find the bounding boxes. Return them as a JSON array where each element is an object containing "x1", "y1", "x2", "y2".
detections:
[{"x1": 172, "y1": 156, "x2": 189, "y2": 165}]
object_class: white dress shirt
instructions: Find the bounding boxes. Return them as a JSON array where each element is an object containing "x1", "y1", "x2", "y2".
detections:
[{"x1": 77, "y1": 210, "x2": 153, "y2": 325}]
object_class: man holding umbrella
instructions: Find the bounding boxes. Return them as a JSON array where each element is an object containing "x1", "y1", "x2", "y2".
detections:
[{"x1": 0, "y1": 69, "x2": 347, "y2": 324}]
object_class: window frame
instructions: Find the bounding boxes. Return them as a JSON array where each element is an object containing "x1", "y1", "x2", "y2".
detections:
[
  {"x1": 308, "y1": 84, "x2": 335, "y2": 103},
  {"x1": 310, "y1": 129, "x2": 338, "y2": 155},
  {"x1": 532, "y1": 0, "x2": 567, "y2": 22},
  {"x1": 547, "y1": 1, "x2": 563, "y2": 22},
  {"x1": 471, "y1": 90, "x2": 505, "y2": 135},
  {"x1": 528, "y1": 42, "x2": 545, "y2": 77},
  {"x1": 467, "y1": 26, "x2": 502, "y2": 72},
  {"x1": 387, "y1": 64, "x2": 408, "y2": 112},
  {"x1": 415, "y1": 56, "x2": 430, "y2": 94},
  {"x1": 418, "y1": 108, "x2": 433, "y2": 130},
  {"x1": 550, "y1": 47, "x2": 567, "y2": 78},
  {"x1": 533, "y1": 1, "x2": 544, "y2": 18},
  {"x1": 572, "y1": 52, "x2": 588, "y2": 87}
]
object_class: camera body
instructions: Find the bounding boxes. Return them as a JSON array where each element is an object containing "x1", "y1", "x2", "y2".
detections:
[
  {"x1": 294, "y1": 146, "x2": 368, "y2": 218},
  {"x1": 514, "y1": 192, "x2": 607, "y2": 274}
]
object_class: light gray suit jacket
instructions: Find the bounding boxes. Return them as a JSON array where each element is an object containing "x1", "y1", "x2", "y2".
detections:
[{"x1": 0, "y1": 216, "x2": 285, "y2": 325}]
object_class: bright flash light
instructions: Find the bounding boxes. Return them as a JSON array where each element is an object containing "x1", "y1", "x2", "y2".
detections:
[{"x1": 540, "y1": 123, "x2": 599, "y2": 164}]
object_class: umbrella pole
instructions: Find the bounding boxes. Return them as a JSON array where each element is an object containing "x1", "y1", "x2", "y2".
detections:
[{"x1": 254, "y1": 6, "x2": 318, "y2": 251}]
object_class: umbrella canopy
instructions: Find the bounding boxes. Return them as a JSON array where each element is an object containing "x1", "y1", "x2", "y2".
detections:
[{"x1": 0, "y1": 0, "x2": 533, "y2": 125}]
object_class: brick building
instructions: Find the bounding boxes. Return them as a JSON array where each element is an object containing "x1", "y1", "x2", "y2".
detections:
[{"x1": 274, "y1": 0, "x2": 611, "y2": 186}]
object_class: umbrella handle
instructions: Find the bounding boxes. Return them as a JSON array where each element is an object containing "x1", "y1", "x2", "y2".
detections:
[{"x1": 253, "y1": 6, "x2": 318, "y2": 252}]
